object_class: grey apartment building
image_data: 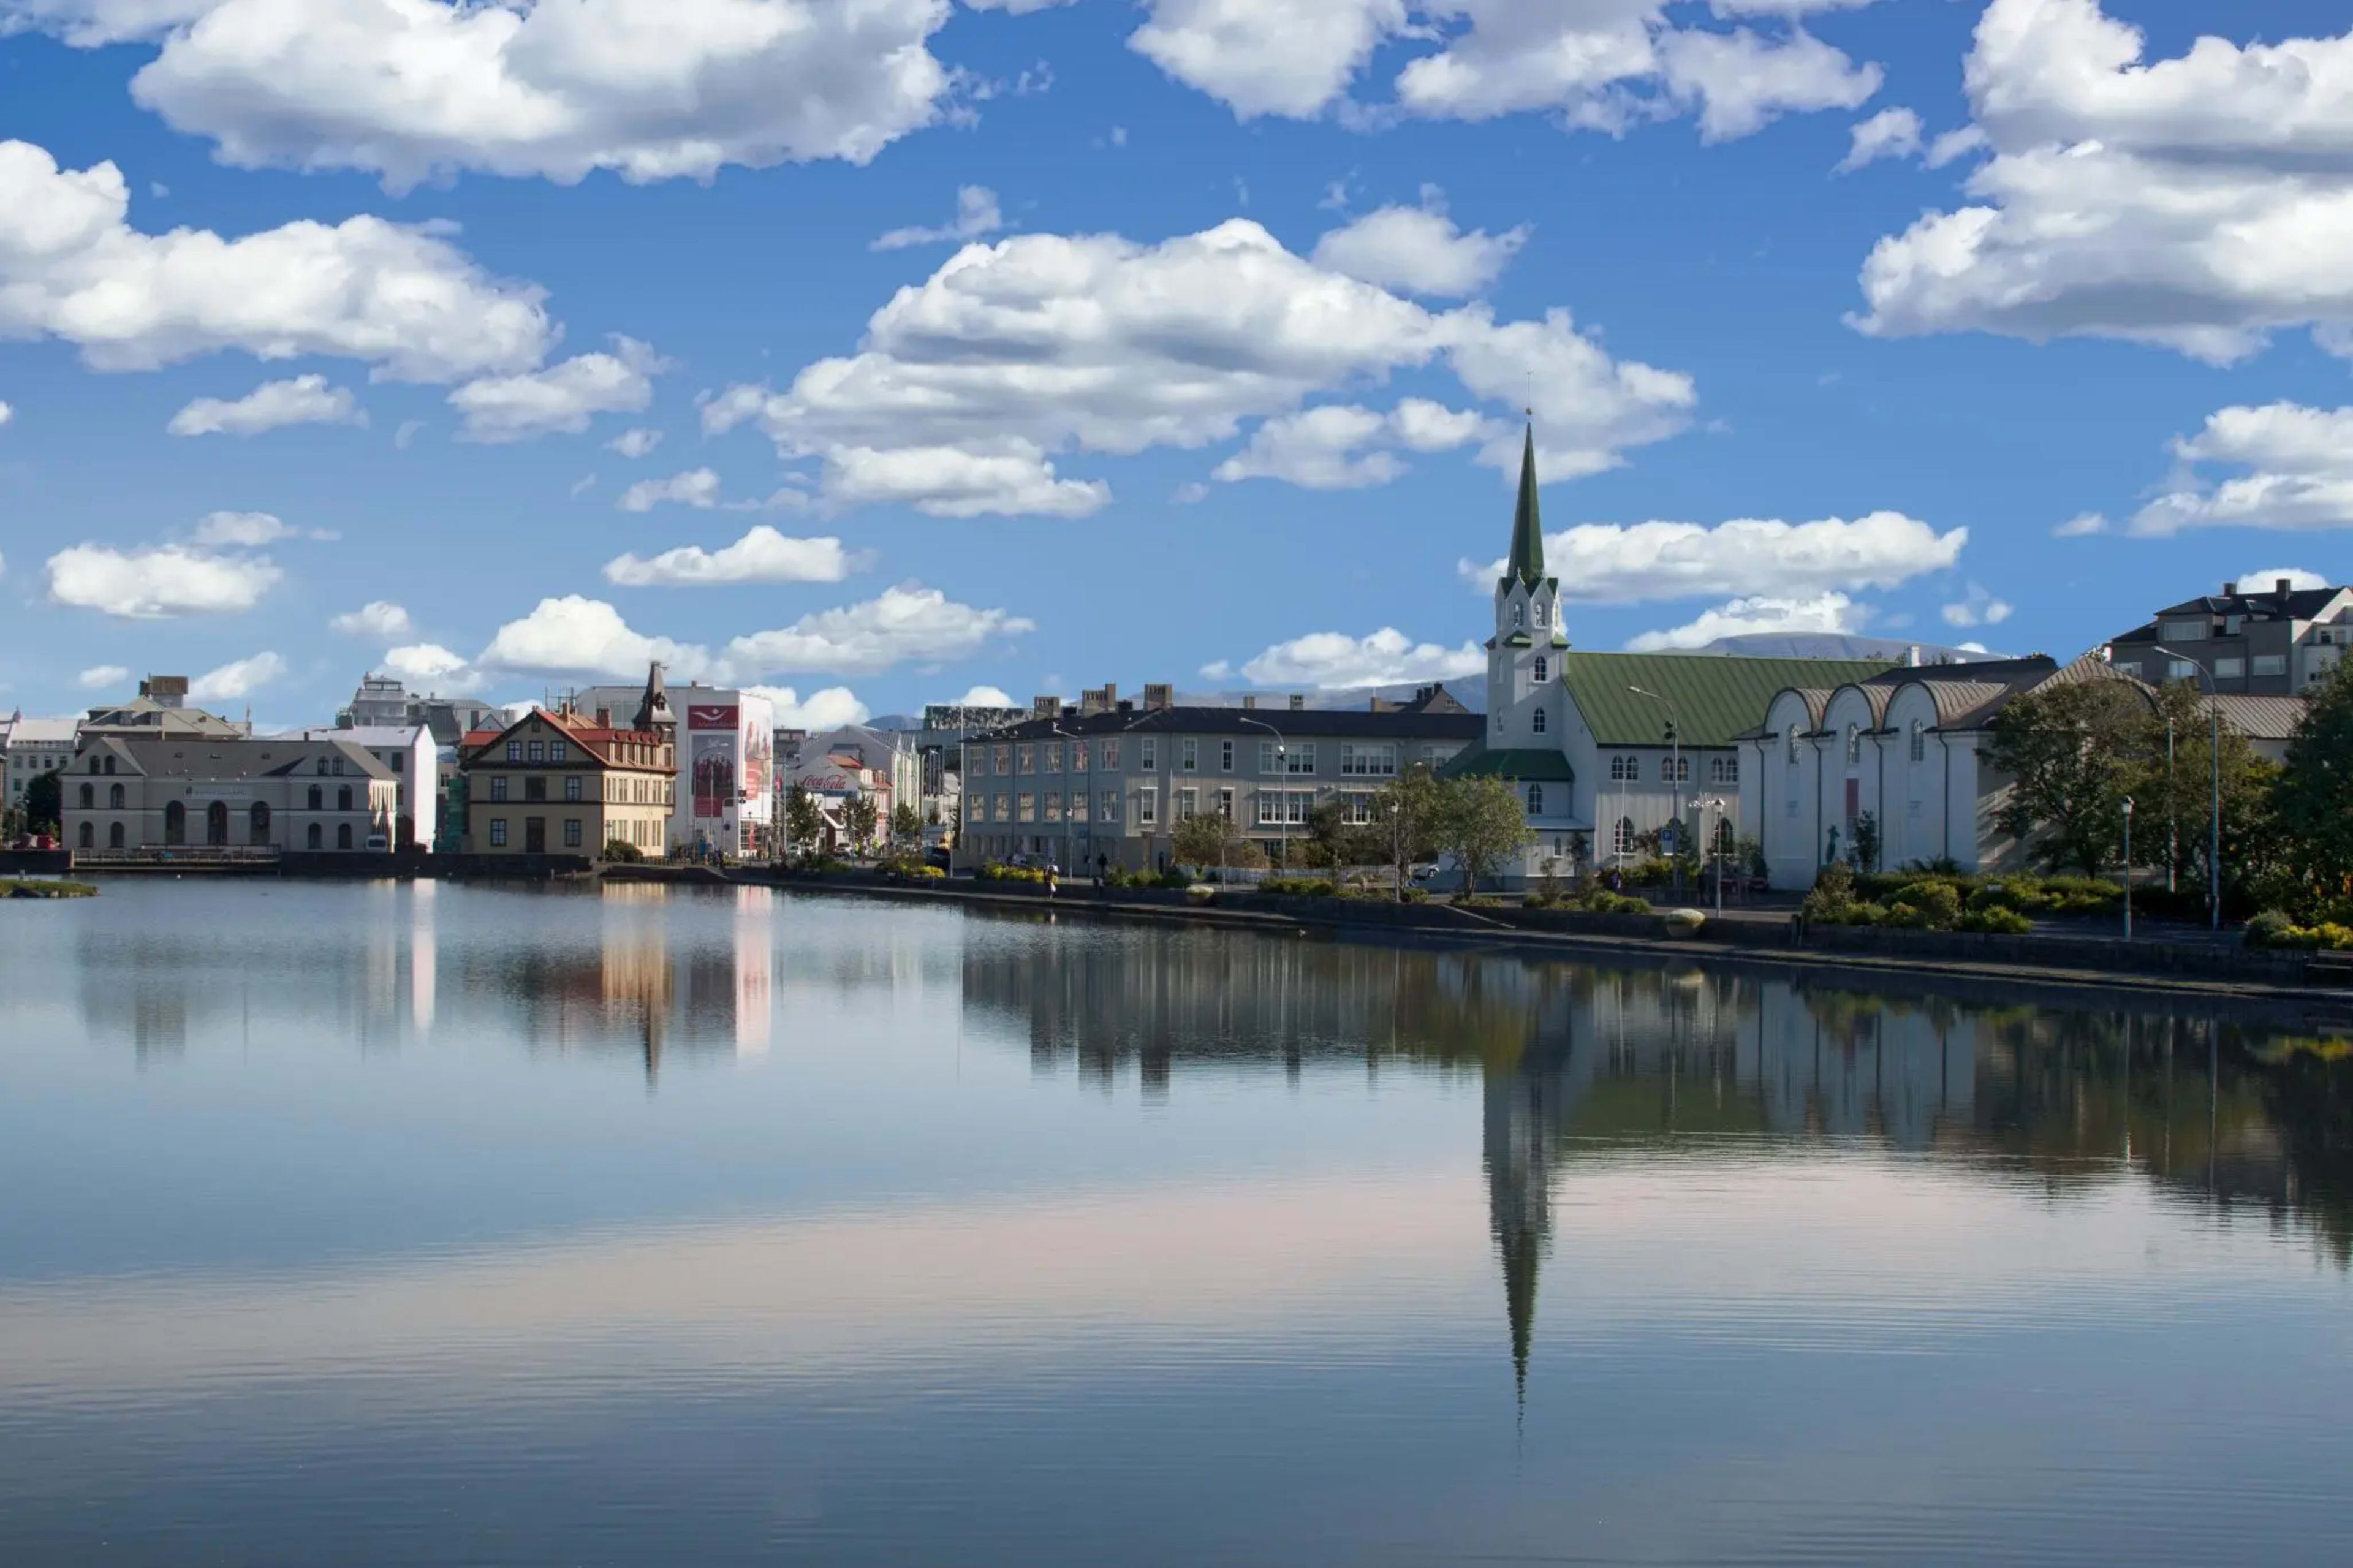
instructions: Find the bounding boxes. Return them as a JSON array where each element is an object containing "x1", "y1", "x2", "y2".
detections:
[
  {"x1": 957, "y1": 684, "x2": 1480, "y2": 871},
  {"x1": 2105, "y1": 577, "x2": 2352, "y2": 695}
]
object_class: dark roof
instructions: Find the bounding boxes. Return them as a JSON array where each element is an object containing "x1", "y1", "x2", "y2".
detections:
[
  {"x1": 1860, "y1": 654, "x2": 2056, "y2": 687},
  {"x1": 1561, "y1": 653, "x2": 1900, "y2": 748},
  {"x1": 2202, "y1": 694, "x2": 2309, "y2": 742},
  {"x1": 85, "y1": 734, "x2": 393, "y2": 781},
  {"x1": 1505, "y1": 425, "x2": 1547, "y2": 591},
  {"x1": 2153, "y1": 585, "x2": 2345, "y2": 619},
  {"x1": 1442, "y1": 746, "x2": 1575, "y2": 782},
  {"x1": 976, "y1": 701, "x2": 1482, "y2": 744}
]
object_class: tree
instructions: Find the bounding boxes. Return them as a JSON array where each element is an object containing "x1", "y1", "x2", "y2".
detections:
[
  {"x1": 1171, "y1": 809, "x2": 1240, "y2": 873},
  {"x1": 783, "y1": 783, "x2": 824, "y2": 859},
  {"x1": 890, "y1": 801, "x2": 922, "y2": 845},
  {"x1": 1985, "y1": 679, "x2": 2150, "y2": 875},
  {"x1": 1370, "y1": 763, "x2": 1445, "y2": 901},
  {"x1": 2273, "y1": 664, "x2": 2353, "y2": 906},
  {"x1": 843, "y1": 792, "x2": 880, "y2": 851},
  {"x1": 22, "y1": 768, "x2": 61, "y2": 836},
  {"x1": 2133, "y1": 678, "x2": 2277, "y2": 901},
  {"x1": 1849, "y1": 810, "x2": 1881, "y2": 873},
  {"x1": 1434, "y1": 775, "x2": 1535, "y2": 897},
  {"x1": 1302, "y1": 799, "x2": 1379, "y2": 871}
]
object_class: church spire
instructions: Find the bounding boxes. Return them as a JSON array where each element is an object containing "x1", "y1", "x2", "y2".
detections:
[{"x1": 1506, "y1": 420, "x2": 1544, "y2": 590}]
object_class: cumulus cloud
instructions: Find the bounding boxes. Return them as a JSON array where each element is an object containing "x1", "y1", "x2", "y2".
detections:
[
  {"x1": 1214, "y1": 627, "x2": 1485, "y2": 689},
  {"x1": 1212, "y1": 399, "x2": 1485, "y2": 488},
  {"x1": 17, "y1": 0, "x2": 963, "y2": 190},
  {"x1": 872, "y1": 185, "x2": 1004, "y2": 250},
  {"x1": 2240, "y1": 567, "x2": 2332, "y2": 593},
  {"x1": 740, "y1": 684, "x2": 871, "y2": 730},
  {"x1": 1626, "y1": 591, "x2": 1865, "y2": 651},
  {"x1": 189, "y1": 650, "x2": 286, "y2": 701},
  {"x1": 945, "y1": 683, "x2": 1015, "y2": 706},
  {"x1": 1855, "y1": 0, "x2": 2353, "y2": 363},
  {"x1": 705, "y1": 217, "x2": 1694, "y2": 514},
  {"x1": 469, "y1": 583, "x2": 1030, "y2": 682},
  {"x1": 1940, "y1": 582, "x2": 2013, "y2": 628},
  {"x1": 1131, "y1": 0, "x2": 1882, "y2": 138},
  {"x1": 617, "y1": 468, "x2": 722, "y2": 512},
  {"x1": 1836, "y1": 105, "x2": 1920, "y2": 172},
  {"x1": 2053, "y1": 510, "x2": 2108, "y2": 538},
  {"x1": 167, "y1": 374, "x2": 361, "y2": 436},
  {"x1": 607, "y1": 427, "x2": 662, "y2": 459},
  {"x1": 602, "y1": 526, "x2": 862, "y2": 587},
  {"x1": 76, "y1": 664, "x2": 129, "y2": 689},
  {"x1": 1309, "y1": 197, "x2": 1526, "y2": 297},
  {"x1": 45, "y1": 542, "x2": 281, "y2": 618},
  {"x1": 449, "y1": 336, "x2": 665, "y2": 442},
  {"x1": 330, "y1": 600, "x2": 414, "y2": 637},
  {"x1": 0, "y1": 137, "x2": 550, "y2": 380},
  {"x1": 0, "y1": 400, "x2": 13, "y2": 425},
  {"x1": 2129, "y1": 403, "x2": 2353, "y2": 535},
  {"x1": 189, "y1": 510, "x2": 295, "y2": 547},
  {"x1": 382, "y1": 643, "x2": 475, "y2": 689},
  {"x1": 1461, "y1": 510, "x2": 1964, "y2": 602}
]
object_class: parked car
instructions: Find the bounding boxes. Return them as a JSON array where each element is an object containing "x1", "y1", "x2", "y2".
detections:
[{"x1": 365, "y1": 833, "x2": 390, "y2": 852}]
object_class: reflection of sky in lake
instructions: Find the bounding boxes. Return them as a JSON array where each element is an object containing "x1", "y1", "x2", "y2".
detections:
[{"x1": 2, "y1": 881, "x2": 2349, "y2": 1566}]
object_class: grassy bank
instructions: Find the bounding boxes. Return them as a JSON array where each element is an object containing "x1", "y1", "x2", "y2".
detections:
[{"x1": 0, "y1": 879, "x2": 97, "y2": 899}]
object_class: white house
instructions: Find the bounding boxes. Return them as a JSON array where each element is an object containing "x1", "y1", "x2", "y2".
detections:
[{"x1": 282, "y1": 725, "x2": 437, "y2": 849}]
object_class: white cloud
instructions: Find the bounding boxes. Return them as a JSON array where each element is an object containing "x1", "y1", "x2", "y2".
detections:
[
  {"x1": 1855, "y1": 0, "x2": 2353, "y2": 363},
  {"x1": 76, "y1": 664, "x2": 129, "y2": 689},
  {"x1": 167, "y1": 374, "x2": 361, "y2": 436},
  {"x1": 1128, "y1": 0, "x2": 1408, "y2": 120},
  {"x1": 1653, "y1": 23, "x2": 1881, "y2": 143},
  {"x1": 2130, "y1": 403, "x2": 2353, "y2": 535},
  {"x1": 1940, "y1": 583, "x2": 2013, "y2": 628},
  {"x1": 1626, "y1": 591, "x2": 1865, "y2": 651},
  {"x1": 189, "y1": 510, "x2": 294, "y2": 547},
  {"x1": 1461, "y1": 510, "x2": 1963, "y2": 601},
  {"x1": 330, "y1": 600, "x2": 414, "y2": 637},
  {"x1": 189, "y1": 650, "x2": 285, "y2": 701},
  {"x1": 1212, "y1": 399, "x2": 1485, "y2": 488},
  {"x1": 720, "y1": 584, "x2": 1036, "y2": 676},
  {"x1": 872, "y1": 186, "x2": 1004, "y2": 250},
  {"x1": 20, "y1": 0, "x2": 963, "y2": 190},
  {"x1": 0, "y1": 137, "x2": 550, "y2": 380},
  {"x1": 1309, "y1": 199, "x2": 1526, "y2": 297},
  {"x1": 945, "y1": 683, "x2": 1015, "y2": 706},
  {"x1": 449, "y1": 336, "x2": 664, "y2": 443},
  {"x1": 705, "y1": 217, "x2": 1693, "y2": 513},
  {"x1": 1216, "y1": 626, "x2": 1485, "y2": 689},
  {"x1": 2053, "y1": 510, "x2": 2107, "y2": 537},
  {"x1": 606, "y1": 427, "x2": 663, "y2": 458},
  {"x1": 2240, "y1": 567, "x2": 2332, "y2": 593},
  {"x1": 1925, "y1": 124, "x2": 1986, "y2": 167},
  {"x1": 0, "y1": 400, "x2": 17, "y2": 425},
  {"x1": 468, "y1": 583, "x2": 1029, "y2": 684},
  {"x1": 740, "y1": 684, "x2": 871, "y2": 729},
  {"x1": 1836, "y1": 105, "x2": 1920, "y2": 172},
  {"x1": 602, "y1": 526, "x2": 862, "y2": 587},
  {"x1": 478, "y1": 595, "x2": 722, "y2": 682},
  {"x1": 383, "y1": 643, "x2": 475, "y2": 689},
  {"x1": 618, "y1": 467, "x2": 722, "y2": 512},
  {"x1": 45, "y1": 542, "x2": 281, "y2": 618}
]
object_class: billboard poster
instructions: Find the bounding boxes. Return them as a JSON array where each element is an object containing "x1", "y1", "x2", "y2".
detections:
[
  {"x1": 689, "y1": 703, "x2": 739, "y2": 822},
  {"x1": 737, "y1": 694, "x2": 775, "y2": 826}
]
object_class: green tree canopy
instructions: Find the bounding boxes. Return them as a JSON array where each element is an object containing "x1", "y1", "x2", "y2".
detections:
[
  {"x1": 783, "y1": 783, "x2": 824, "y2": 857},
  {"x1": 1986, "y1": 679, "x2": 2151, "y2": 875},
  {"x1": 2273, "y1": 665, "x2": 2353, "y2": 905},
  {"x1": 1435, "y1": 775, "x2": 1536, "y2": 896},
  {"x1": 890, "y1": 801, "x2": 922, "y2": 843},
  {"x1": 1370, "y1": 763, "x2": 1445, "y2": 901},
  {"x1": 843, "y1": 792, "x2": 880, "y2": 849},
  {"x1": 1171, "y1": 809, "x2": 1241, "y2": 871},
  {"x1": 22, "y1": 768, "x2": 61, "y2": 835}
]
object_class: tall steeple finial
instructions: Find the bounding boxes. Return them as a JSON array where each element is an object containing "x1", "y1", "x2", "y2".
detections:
[{"x1": 1506, "y1": 419, "x2": 1544, "y2": 590}]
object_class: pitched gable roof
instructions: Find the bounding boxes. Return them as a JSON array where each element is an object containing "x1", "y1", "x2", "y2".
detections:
[{"x1": 1558, "y1": 653, "x2": 1900, "y2": 748}]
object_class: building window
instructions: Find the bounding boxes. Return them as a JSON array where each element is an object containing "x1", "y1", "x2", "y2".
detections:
[
  {"x1": 1614, "y1": 817, "x2": 1636, "y2": 857},
  {"x1": 489, "y1": 819, "x2": 507, "y2": 847},
  {"x1": 1178, "y1": 787, "x2": 1198, "y2": 819},
  {"x1": 338, "y1": 785, "x2": 354, "y2": 811},
  {"x1": 1532, "y1": 657, "x2": 1548, "y2": 683},
  {"x1": 78, "y1": 782, "x2": 93, "y2": 809},
  {"x1": 563, "y1": 819, "x2": 583, "y2": 848},
  {"x1": 1339, "y1": 743, "x2": 1396, "y2": 777},
  {"x1": 1528, "y1": 783, "x2": 1545, "y2": 814},
  {"x1": 995, "y1": 746, "x2": 1011, "y2": 775},
  {"x1": 1140, "y1": 738, "x2": 1157, "y2": 771},
  {"x1": 1513, "y1": 601, "x2": 1524, "y2": 629},
  {"x1": 490, "y1": 776, "x2": 509, "y2": 802},
  {"x1": 1017, "y1": 744, "x2": 1035, "y2": 773},
  {"x1": 1017, "y1": 793, "x2": 1034, "y2": 822},
  {"x1": 1786, "y1": 725, "x2": 1801, "y2": 763},
  {"x1": 1044, "y1": 742, "x2": 1062, "y2": 773},
  {"x1": 1257, "y1": 791, "x2": 1283, "y2": 827},
  {"x1": 1069, "y1": 792, "x2": 1089, "y2": 824},
  {"x1": 1102, "y1": 740, "x2": 1121, "y2": 769},
  {"x1": 250, "y1": 803, "x2": 270, "y2": 845},
  {"x1": 1285, "y1": 744, "x2": 1316, "y2": 775},
  {"x1": 1101, "y1": 790, "x2": 1120, "y2": 822},
  {"x1": 564, "y1": 776, "x2": 583, "y2": 803},
  {"x1": 77, "y1": 822, "x2": 93, "y2": 850},
  {"x1": 107, "y1": 782, "x2": 124, "y2": 808},
  {"x1": 1343, "y1": 792, "x2": 1374, "y2": 827},
  {"x1": 389, "y1": 753, "x2": 406, "y2": 774},
  {"x1": 337, "y1": 823, "x2": 354, "y2": 850},
  {"x1": 308, "y1": 784, "x2": 324, "y2": 811},
  {"x1": 2215, "y1": 657, "x2": 2246, "y2": 678},
  {"x1": 1138, "y1": 790, "x2": 1156, "y2": 827},
  {"x1": 2168, "y1": 659, "x2": 2198, "y2": 681},
  {"x1": 527, "y1": 741, "x2": 545, "y2": 762},
  {"x1": 1074, "y1": 740, "x2": 1089, "y2": 771},
  {"x1": 1844, "y1": 724, "x2": 1861, "y2": 765},
  {"x1": 109, "y1": 822, "x2": 125, "y2": 849},
  {"x1": 2253, "y1": 654, "x2": 2289, "y2": 676},
  {"x1": 1612, "y1": 756, "x2": 1637, "y2": 782},
  {"x1": 968, "y1": 749, "x2": 987, "y2": 778},
  {"x1": 1045, "y1": 792, "x2": 1064, "y2": 823},
  {"x1": 1531, "y1": 706, "x2": 1548, "y2": 734},
  {"x1": 1667, "y1": 756, "x2": 1689, "y2": 782},
  {"x1": 1714, "y1": 817, "x2": 1735, "y2": 856},
  {"x1": 549, "y1": 742, "x2": 567, "y2": 763},
  {"x1": 1710, "y1": 756, "x2": 1739, "y2": 785},
  {"x1": 506, "y1": 741, "x2": 521, "y2": 762},
  {"x1": 1909, "y1": 723, "x2": 1925, "y2": 763},
  {"x1": 1219, "y1": 740, "x2": 1234, "y2": 772},
  {"x1": 1180, "y1": 738, "x2": 1197, "y2": 772},
  {"x1": 1534, "y1": 600, "x2": 1547, "y2": 628},
  {"x1": 103, "y1": 757, "x2": 115, "y2": 775},
  {"x1": 2161, "y1": 619, "x2": 2207, "y2": 642}
]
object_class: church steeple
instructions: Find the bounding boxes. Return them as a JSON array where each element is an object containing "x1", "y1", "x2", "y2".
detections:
[{"x1": 1505, "y1": 421, "x2": 1544, "y2": 591}]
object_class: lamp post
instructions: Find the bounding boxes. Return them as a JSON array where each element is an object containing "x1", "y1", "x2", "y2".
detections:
[
  {"x1": 1049, "y1": 722, "x2": 1086, "y2": 877},
  {"x1": 2153, "y1": 646, "x2": 2223, "y2": 931},
  {"x1": 2122, "y1": 795, "x2": 2134, "y2": 941},
  {"x1": 1236, "y1": 714, "x2": 1288, "y2": 876},
  {"x1": 1627, "y1": 686, "x2": 1684, "y2": 900}
]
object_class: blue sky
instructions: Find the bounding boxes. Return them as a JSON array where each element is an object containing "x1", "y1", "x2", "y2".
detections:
[{"x1": 1, "y1": 0, "x2": 2347, "y2": 729}]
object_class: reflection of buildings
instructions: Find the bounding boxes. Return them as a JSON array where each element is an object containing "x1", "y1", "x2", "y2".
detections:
[{"x1": 963, "y1": 933, "x2": 2353, "y2": 1387}]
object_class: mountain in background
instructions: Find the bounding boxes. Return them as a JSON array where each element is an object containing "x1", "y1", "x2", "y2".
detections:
[{"x1": 1688, "y1": 632, "x2": 2010, "y2": 664}]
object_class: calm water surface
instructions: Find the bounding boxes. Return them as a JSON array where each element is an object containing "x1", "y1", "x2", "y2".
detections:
[{"x1": 3, "y1": 881, "x2": 2351, "y2": 1566}]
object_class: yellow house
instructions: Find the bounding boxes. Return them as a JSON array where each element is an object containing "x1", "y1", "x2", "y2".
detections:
[{"x1": 460, "y1": 707, "x2": 675, "y2": 858}]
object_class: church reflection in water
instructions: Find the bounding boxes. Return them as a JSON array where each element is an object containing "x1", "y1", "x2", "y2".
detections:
[{"x1": 961, "y1": 927, "x2": 2353, "y2": 1383}]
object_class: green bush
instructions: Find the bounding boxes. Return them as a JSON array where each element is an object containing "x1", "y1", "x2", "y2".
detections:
[
  {"x1": 1802, "y1": 862, "x2": 1857, "y2": 922},
  {"x1": 1259, "y1": 877, "x2": 1338, "y2": 898},
  {"x1": 976, "y1": 861, "x2": 1048, "y2": 885},
  {"x1": 1889, "y1": 880, "x2": 1962, "y2": 931},
  {"x1": 601, "y1": 839, "x2": 643, "y2": 863},
  {"x1": 2247, "y1": 912, "x2": 2353, "y2": 951},
  {"x1": 1961, "y1": 905, "x2": 2034, "y2": 935}
]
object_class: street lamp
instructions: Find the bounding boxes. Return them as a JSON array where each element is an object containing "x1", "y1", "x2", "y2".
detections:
[
  {"x1": 2122, "y1": 795, "x2": 2134, "y2": 940},
  {"x1": 2153, "y1": 646, "x2": 2224, "y2": 931},
  {"x1": 1627, "y1": 686, "x2": 1685, "y2": 899},
  {"x1": 1049, "y1": 722, "x2": 1087, "y2": 879},
  {"x1": 1236, "y1": 714, "x2": 1289, "y2": 875}
]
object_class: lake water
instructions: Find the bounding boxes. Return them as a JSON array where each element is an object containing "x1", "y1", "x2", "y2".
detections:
[{"x1": 3, "y1": 880, "x2": 2351, "y2": 1566}]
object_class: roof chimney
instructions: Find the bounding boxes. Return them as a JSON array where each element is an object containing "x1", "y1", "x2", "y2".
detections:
[
  {"x1": 1906, "y1": 644, "x2": 1922, "y2": 667},
  {"x1": 1288, "y1": 694, "x2": 1305, "y2": 711},
  {"x1": 2278, "y1": 577, "x2": 2294, "y2": 602},
  {"x1": 1241, "y1": 694, "x2": 1257, "y2": 710},
  {"x1": 2223, "y1": 580, "x2": 2238, "y2": 597},
  {"x1": 594, "y1": 707, "x2": 611, "y2": 728},
  {"x1": 1143, "y1": 683, "x2": 1172, "y2": 711}
]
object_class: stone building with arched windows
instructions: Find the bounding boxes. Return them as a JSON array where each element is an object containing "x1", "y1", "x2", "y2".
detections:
[{"x1": 61, "y1": 734, "x2": 397, "y2": 857}]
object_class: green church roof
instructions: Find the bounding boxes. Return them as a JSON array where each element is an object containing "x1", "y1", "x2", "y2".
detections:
[
  {"x1": 1442, "y1": 746, "x2": 1576, "y2": 782},
  {"x1": 1506, "y1": 424, "x2": 1544, "y2": 590},
  {"x1": 1557, "y1": 652, "x2": 1899, "y2": 748}
]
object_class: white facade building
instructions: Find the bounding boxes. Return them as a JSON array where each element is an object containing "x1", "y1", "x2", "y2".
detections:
[
  {"x1": 282, "y1": 725, "x2": 437, "y2": 849},
  {"x1": 4, "y1": 717, "x2": 78, "y2": 814},
  {"x1": 62, "y1": 733, "x2": 398, "y2": 855},
  {"x1": 570, "y1": 673, "x2": 773, "y2": 855}
]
